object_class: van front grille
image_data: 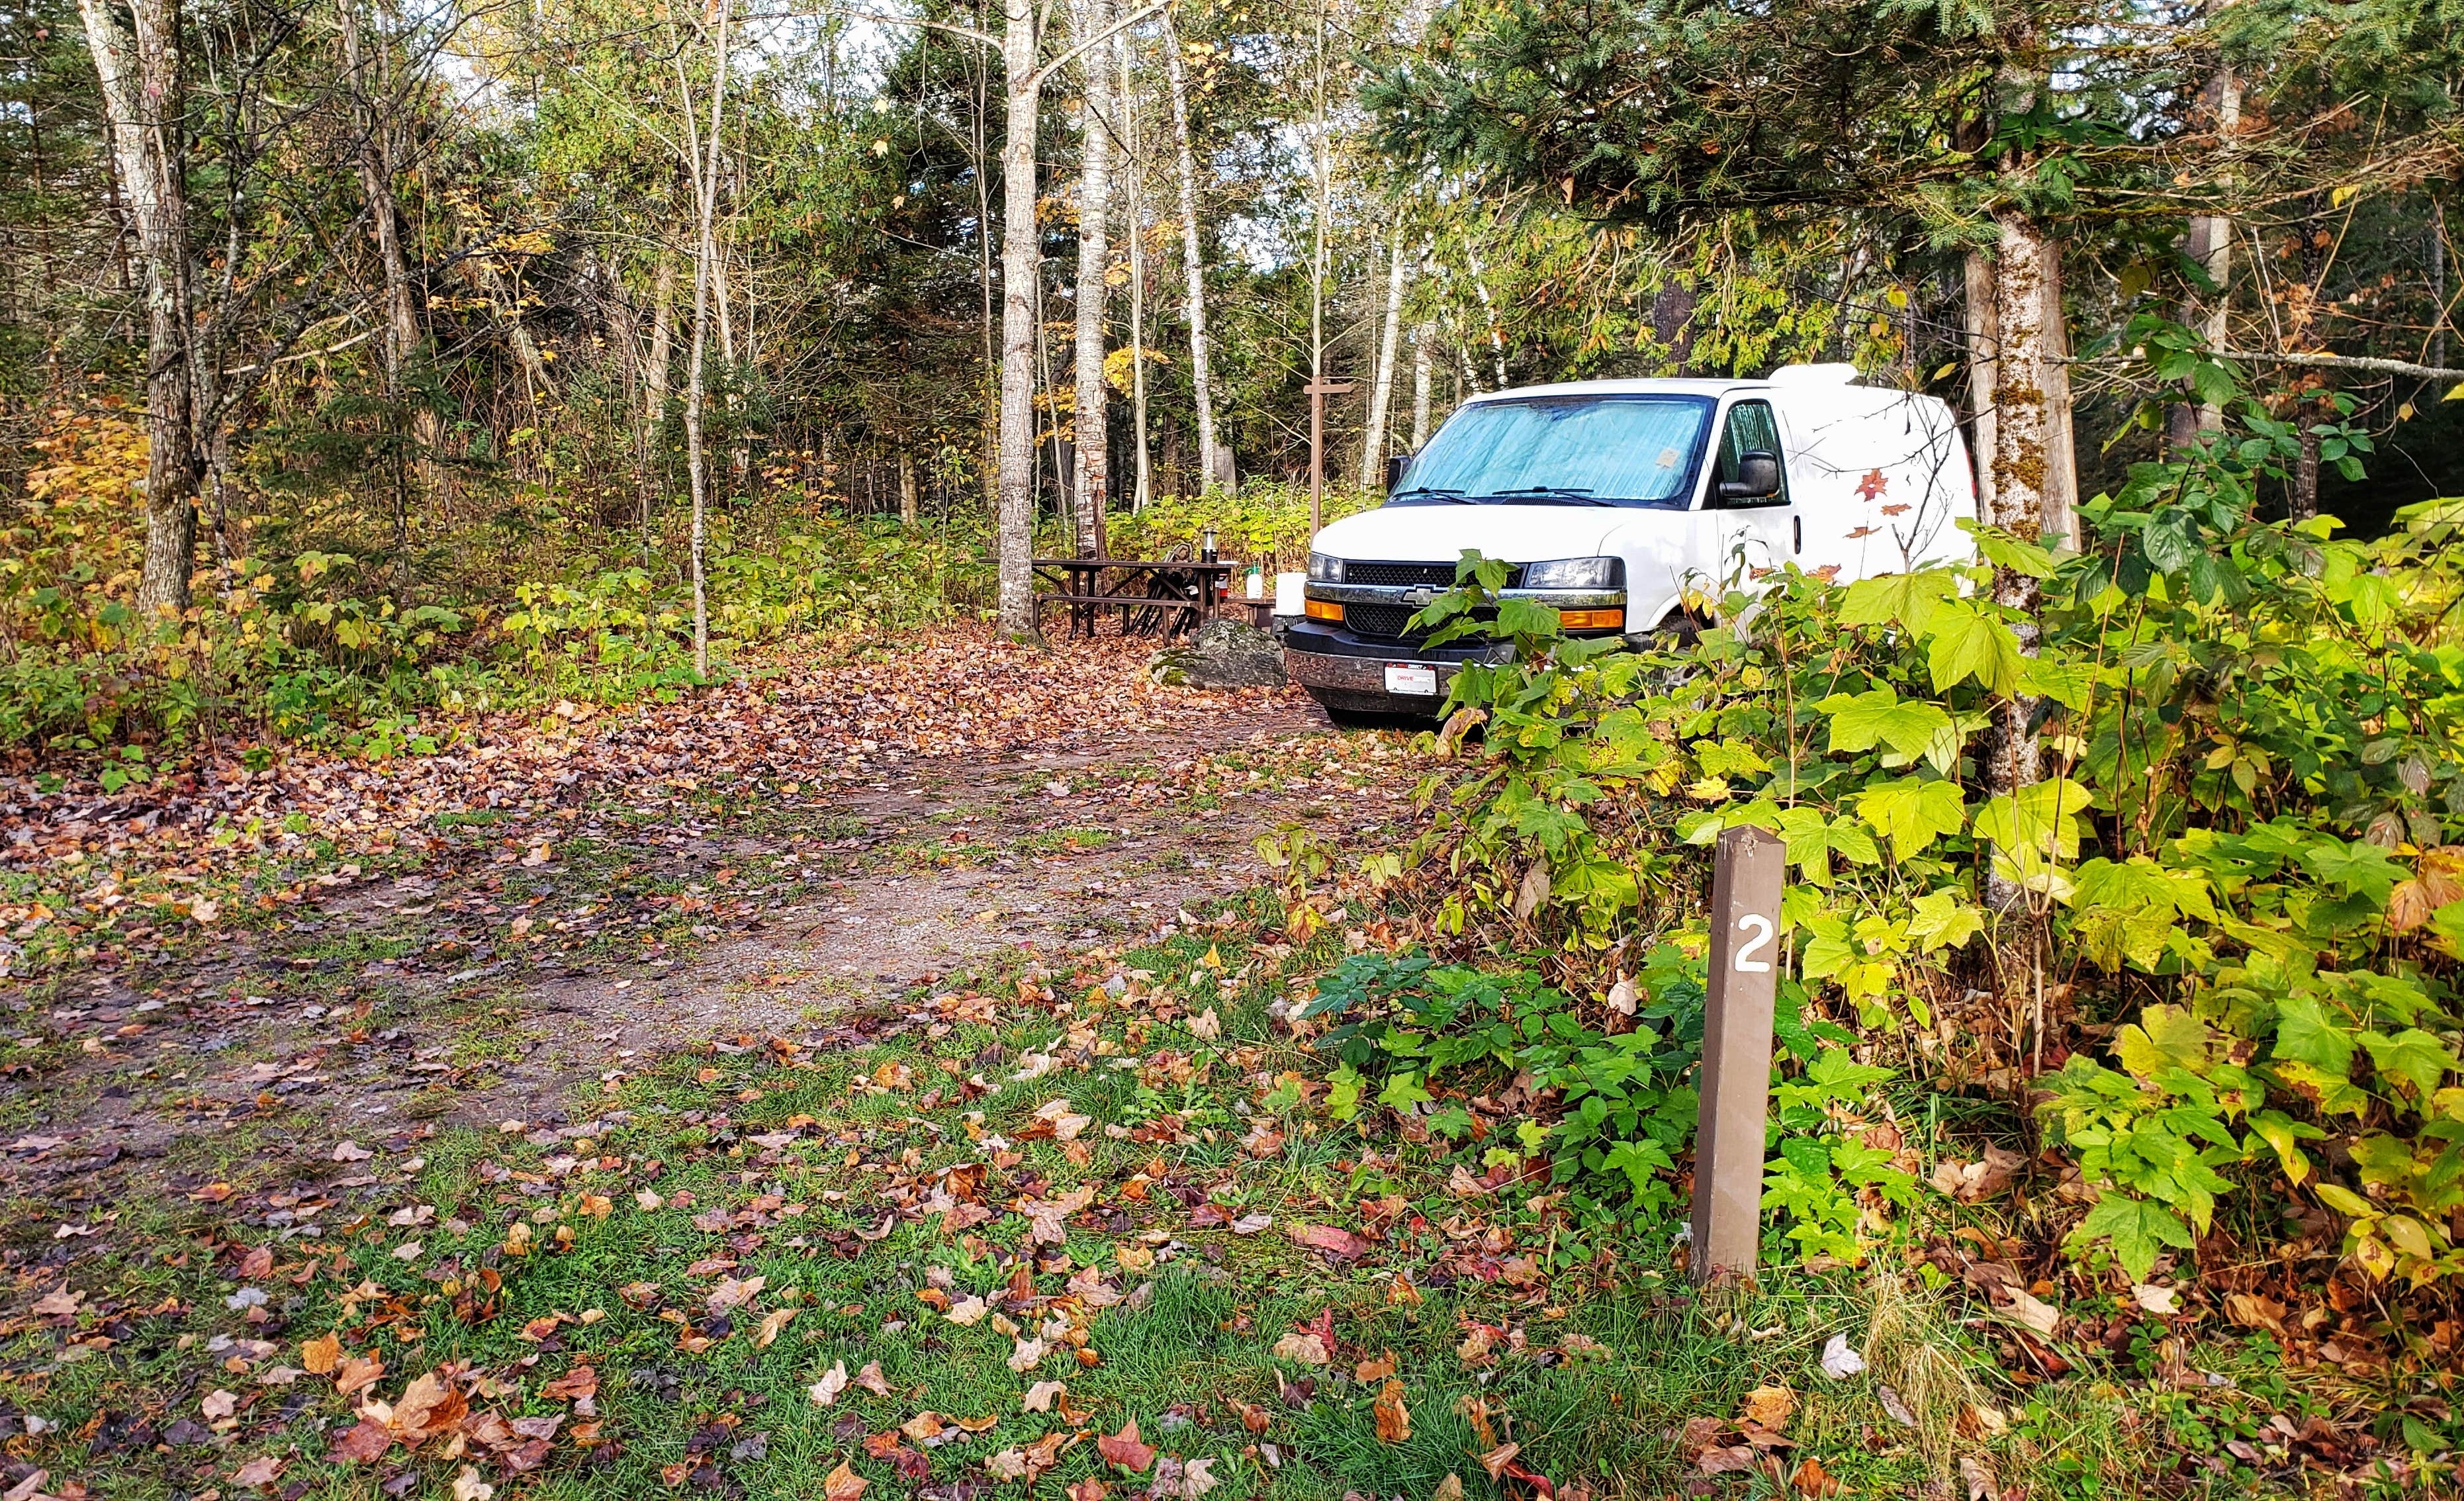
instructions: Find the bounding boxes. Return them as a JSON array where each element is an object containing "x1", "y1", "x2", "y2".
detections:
[
  {"x1": 1342, "y1": 561, "x2": 1524, "y2": 589},
  {"x1": 1344, "y1": 602, "x2": 1419, "y2": 638}
]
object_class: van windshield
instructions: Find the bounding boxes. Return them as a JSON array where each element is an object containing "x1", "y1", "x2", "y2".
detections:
[{"x1": 1391, "y1": 394, "x2": 1713, "y2": 508}]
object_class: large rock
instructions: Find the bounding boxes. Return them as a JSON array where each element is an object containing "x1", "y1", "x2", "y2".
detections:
[{"x1": 1148, "y1": 619, "x2": 1287, "y2": 689}]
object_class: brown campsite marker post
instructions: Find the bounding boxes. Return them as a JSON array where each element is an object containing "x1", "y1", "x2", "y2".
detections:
[
  {"x1": 1304, "y1": 378, "x2": 1356, "y2": 534},
  {"x1": 1691, "y1": 823, "x2": 1787, "y2": 1285}
]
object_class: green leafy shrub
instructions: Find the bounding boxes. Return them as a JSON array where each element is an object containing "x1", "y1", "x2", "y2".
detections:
[{"x1": 1381, "y1": 335, "x2": 2464, "y2": 1293}]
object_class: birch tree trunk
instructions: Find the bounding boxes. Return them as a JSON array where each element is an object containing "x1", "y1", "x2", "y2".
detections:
[
  {"x1": 1118, "y1": 32, "x2": 1150, "y2": 513},
  {"x1": 1161, "y1": 13, "x2": 1222, "y2": 491},
  {"x1": 639, "y1": 245, "x2": 676, "y2": 543},
  {"x1": 2171, "y1": 67, "x2": 2241, "y2": 453},
  {"x1": 678, "y1": 0, "x2": 733, "y2": 676},
  {"x1": 1409, "y1": 322, "x2": 1432, "y2": 449},
  {"x1": 1070, "y1": 0, "x2": 1113, "y2": 554},
  {"x1": 79, "y1": 0, "x2": 197, "y2": 617},
  {"x1": 1360, "y1": 230, "x2": 1406, "y2": 486},
  {"x1": 899, "y1": 449, "x2": 918, "y2": 527},
  {"x1": 995, "y1": 0, "x2": 1042, "y2": 639}
]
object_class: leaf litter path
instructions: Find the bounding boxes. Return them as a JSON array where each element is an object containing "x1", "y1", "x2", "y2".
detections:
[{"x1": 1, "y1": 628, "x2": 1417, "y2": 1206}]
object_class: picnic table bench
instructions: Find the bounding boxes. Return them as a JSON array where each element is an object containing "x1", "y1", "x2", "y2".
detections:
[{"x1": 1034, "y1": 557, "x2": 1237, "y2": 638}]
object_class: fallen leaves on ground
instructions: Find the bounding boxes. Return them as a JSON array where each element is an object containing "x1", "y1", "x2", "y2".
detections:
[
  {"x1": 1374, "y1": 1379, "x2": 1412, "y2": 1443},
  {"x1": 1096, "y1": 1418, "x2": 1156, "y2": 1473}
]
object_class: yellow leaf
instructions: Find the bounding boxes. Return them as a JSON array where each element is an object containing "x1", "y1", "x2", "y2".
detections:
[{"x1": 2328, "y1": 183, "x2": 2360, "y2": 208}]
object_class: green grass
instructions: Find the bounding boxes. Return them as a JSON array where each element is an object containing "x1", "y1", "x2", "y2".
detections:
[{"x1": 0, "y1": 900, "x2": 2371, "y2": 1501}]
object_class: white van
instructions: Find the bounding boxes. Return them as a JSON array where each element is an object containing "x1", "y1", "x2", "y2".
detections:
[{"x1": 1284, "y1": 364, "x2": 1976, "y2": 719}]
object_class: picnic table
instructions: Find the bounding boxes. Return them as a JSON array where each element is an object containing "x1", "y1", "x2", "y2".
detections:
[{"x1": 1034, "y1": 557, "x2": 1237, "y2": 638}]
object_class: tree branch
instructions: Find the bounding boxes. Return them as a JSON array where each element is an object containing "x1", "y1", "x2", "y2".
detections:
[
  {"x1": 1027, "y1": 0, "x2": 1170, "y2": 90},
  {"x1": 2216, "y1": 349, "x2": 2464, "y2": 383}
]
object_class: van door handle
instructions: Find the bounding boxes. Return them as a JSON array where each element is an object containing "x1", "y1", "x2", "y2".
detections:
[{"x1": 1793, "y1": 516, "x2": 1802, "y2": 554}]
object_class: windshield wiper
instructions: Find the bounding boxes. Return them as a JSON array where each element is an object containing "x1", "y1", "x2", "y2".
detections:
[
  {"x1": 1477, "y1": 486, "x2": 1616, "y2": 506},
  {"x1": 1394, "y1": 486, "x2": 1474, "y2": 504}
]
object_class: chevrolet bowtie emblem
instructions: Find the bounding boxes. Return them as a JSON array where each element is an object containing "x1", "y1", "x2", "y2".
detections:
[{"x1": 1403, "y1": 586, "x2": 1434, "y2": 607}]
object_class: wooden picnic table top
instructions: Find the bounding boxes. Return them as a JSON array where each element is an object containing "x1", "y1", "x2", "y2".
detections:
[{"x1": 1033, "y1": 557, "x2": 1236, "y2": 572}]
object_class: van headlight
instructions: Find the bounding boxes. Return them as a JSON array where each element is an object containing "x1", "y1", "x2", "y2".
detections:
[
  {"x1": 1307, "y1": 551, "x2": 1344, "y2": 584},
  {"x1": 1519, "y1": 556, "x2": 1622, "y2": 590}
]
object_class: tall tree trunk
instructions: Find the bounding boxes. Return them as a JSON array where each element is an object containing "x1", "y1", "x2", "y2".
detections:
[
  {"x1": 1070, "y1": 0, "x2": 1113, "y2": 555},
  {"x1": 1982, "y1": 208, "x2": 2064, "y2": 911},
  {"x1": 1963, "y1": 251, "x2": 1998, "y2": 521},
  {"x1": 899, "y1": 448, "x2": 918, "y2": 527},
  {"x1": 1361, "y1": 229, "x2": 1407, "y2": 486},
  {"x1": 1161, "y1": 13, "x2": 1222, "y2": 491},
  {"x1": 339, "y1": 0, "x2": 434, "y2": 572},
  {"x1": 2038, "y1": 242, "x2": 2079, "y2": 547},
  {"x1": 1409, "y1": 322, "x2": 1432, "y2": 449},
  {"x1": 2290, "y1": 210, "x2": 2328, "y2": 522},
  {"x1": 1118, "y1": 32, "x2": 1150, "y2": 513},
  {"x1": 79, "y1": 0, "x2": 196, "y2": 618},
  {"x1": 2170, "y1": 66, "x2": 2241, "y2": 453},
  {"x1": 639, "y1": 245, "x2": 676, "y2": 546},
  {"x1": 995, "y1": 0, "x2": 1042, "y2": 639},
  {"x1": 679, "y1": 0, "x2": 733, "y2": 676}
]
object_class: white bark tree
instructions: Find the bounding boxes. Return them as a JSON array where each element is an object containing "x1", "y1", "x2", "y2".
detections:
[
  {"x1": 1161, "y1": 12, "x2": 1222, "y2": 490},
  {"x1": 1408, "y1": 322, "x2": 1432, "y2": 449},
  {"x1": 675, "y1": 0, "x2": 734, "y2": 676},
  {"x1": 1068, "y1": 0, "x2": 1114, "y2": 554},
  {"x1": 1360, "y1": 230, "x2": 1406, "y2": 486},
  {"x1": 1117, "y1": 29, "x2": 1152, "y2": 512}
]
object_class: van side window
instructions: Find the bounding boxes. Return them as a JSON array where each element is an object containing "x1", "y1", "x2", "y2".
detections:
[{"x1": 1709, "y1": 400, "x2": 1788, "y2": 508}]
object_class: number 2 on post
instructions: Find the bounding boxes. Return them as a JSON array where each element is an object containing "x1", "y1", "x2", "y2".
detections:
[{"x1": 1732, "y1": 913, "x2": 1774, "y2": 974}]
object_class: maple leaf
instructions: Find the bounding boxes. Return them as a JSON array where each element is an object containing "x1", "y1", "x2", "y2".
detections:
[
  {"x1": 1854, "y1": 468, "x2": 1889, "y2": 500},
  {"x1": 1096, "y1": 1418, "x2": 1155, "y2": 1473},
  {"x1": 1021, "y1": 1184, "x2": 1095, "y2": 1244},
  {"x1": 755, "y1": 1308, "x2": 798, "y2": 1347},
  {"x1": 823, "y1": 1460, "x2": 869, "y2": 1501},
  {"x1": 450, "y1": 1467, "x2": 494, "y2": 1501},
  {"x1": 539, "y1": 1364, "x2": 598, "y2": 1402},
  {"x1": 1373, "y1": 1379, "x2": 1411, "y2": 1443},
  {"x1": 1024, "y1": 1380, "x2": 1067, "y2": 1412},
  {"x1": 229, "y1": 1455, "x2": 285, "y2": 1488},
  {"x1": 808, "y1": 1361, "x2": 850, "y2": 1406},
  {"x1": 1290, "y1": 1224, "x2": 1369, "y2": 1260},
  {"x1": 854, "y1": 1360, "x2": 891, "y2": 1396},
  {"x1": 1269, "y1": 1332, "x2": 1329, "y2": 1365},
  {"x1": 946, "y1": 1294, "x2": 988, "y2": 1325},
  {"x1": 328, "y1": 1418, "x2": 394, "y2": 1463},
  {"x1": 299, "y1": 1332, "x2": 342, "y2": 1375},
  {"x1": 1739, "y1": 1385, "x2": 1796, "y2": 1433}
]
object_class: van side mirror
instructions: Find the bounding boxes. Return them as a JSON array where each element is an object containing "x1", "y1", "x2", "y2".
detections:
[
  {"x1": 1383, "y1": 451, "x2": 1413, "y2": 493},
  {"x1": 1717, "y1": 450, "x2": 1782, "y2": 504}
]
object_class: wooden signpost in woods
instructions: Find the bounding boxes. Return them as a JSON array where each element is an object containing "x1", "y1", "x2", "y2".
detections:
[
  {"x1": 1692, "y1": 824, "x2": 1788, "y2": 1285},
  {"x1": 1304, "y1": 378, "x2": 1355, "y2": 532}
]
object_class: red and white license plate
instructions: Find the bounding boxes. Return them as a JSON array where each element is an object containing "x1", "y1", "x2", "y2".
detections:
[{"x1": 1383, "y1": 663, "x2": 1439, "y2": 696}]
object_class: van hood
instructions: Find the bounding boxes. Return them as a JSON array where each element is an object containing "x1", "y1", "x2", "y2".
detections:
[{"x1": 1312, "y1": 502, "x2": 1669, "y2": 563}]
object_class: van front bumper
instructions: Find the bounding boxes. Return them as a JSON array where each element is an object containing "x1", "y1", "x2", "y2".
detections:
[{"x1": 1280, "y1": 620, "x2": 1510, "y2": 717}]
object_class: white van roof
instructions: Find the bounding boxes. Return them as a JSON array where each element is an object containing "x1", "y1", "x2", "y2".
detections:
[{"x1": 1461, "y1": 364, "x2": 1868, "y2": 403}]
